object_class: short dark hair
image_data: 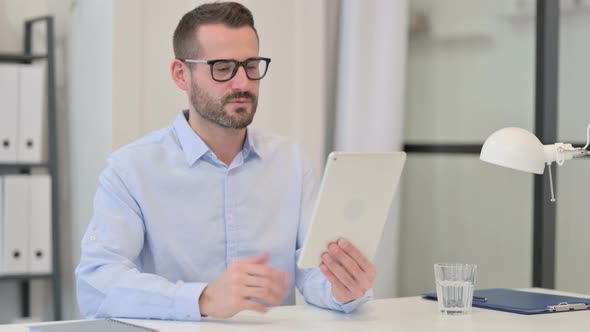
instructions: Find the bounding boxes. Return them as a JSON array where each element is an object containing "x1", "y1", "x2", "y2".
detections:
[{"x1": 173, "y1": 2, "x2": 258, "y2": 59}]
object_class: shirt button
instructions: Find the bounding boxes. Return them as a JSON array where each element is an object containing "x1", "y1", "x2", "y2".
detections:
[
  {"x1": 227, "y1": 213, "x2": 233, "y2": 220},
  {"x1": 89, "y1": 235, "x2": 96, "y2": 241},
  {"x1": 185, "y1": 314, "x2": 191, "y2": 319}
]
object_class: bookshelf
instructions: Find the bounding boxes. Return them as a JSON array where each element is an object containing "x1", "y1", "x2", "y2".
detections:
[{"x1": 0, "y1": 16, "x2": 61, "y2": 320}]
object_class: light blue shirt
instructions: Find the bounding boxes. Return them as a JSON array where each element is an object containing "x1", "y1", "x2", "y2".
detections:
[{"x1": 76, "y1": 110, "x2": 371, "y2": 321}]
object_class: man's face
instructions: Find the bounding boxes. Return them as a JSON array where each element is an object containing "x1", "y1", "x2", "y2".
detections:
[{"x1": 188, "y1": 24, "x2": 260, "y2": 129}]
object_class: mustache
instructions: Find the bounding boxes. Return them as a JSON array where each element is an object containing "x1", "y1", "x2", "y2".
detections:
[{"x1": 223, "y1": 91, "x2": 256, "y2": 104}]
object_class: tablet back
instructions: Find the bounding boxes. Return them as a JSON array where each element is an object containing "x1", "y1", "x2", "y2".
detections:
[{"x1": 297, "y1": 151, "x2": 406, "y2": 269}]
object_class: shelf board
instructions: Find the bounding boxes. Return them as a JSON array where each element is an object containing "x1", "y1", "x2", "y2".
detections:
[
  {"x1": 0, "y1": 163, "x2": 49, "y2": 169},
  {"x1": 0, "y1": 274, "x2": 53, "y2": 281},
  {"x1": 0, "y1": 53, "x2": 48, "y2": 62}
]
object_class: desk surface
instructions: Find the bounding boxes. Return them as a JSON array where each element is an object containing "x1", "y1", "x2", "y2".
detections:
[{"x1": 3, "y1": 288, "x2": 590, "y2": 332}]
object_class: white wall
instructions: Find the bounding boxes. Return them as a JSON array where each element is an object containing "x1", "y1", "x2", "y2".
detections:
[{"x1": 109, "y1": 0, "x2": 326, "y2": 174}]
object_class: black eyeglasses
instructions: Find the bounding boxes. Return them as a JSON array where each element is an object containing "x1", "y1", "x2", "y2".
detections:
[{"x1": 179, "y1": 57, "x2": 271, "y2": 82}]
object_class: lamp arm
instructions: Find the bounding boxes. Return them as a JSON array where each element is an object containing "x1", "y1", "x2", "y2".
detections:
[
  {"x1": 547, "y1": 163, "x2": 556, "y2": 202},
  {"x1": 572, "y1": 123, "x2": 590, "y2": 158},
  {"x1": 568, "y1": 147, "x2": 589, "y2": 159},
  {"x1": 541, "y1": 133, "x2": 589, "y2": 203},
  {"x1": 543, "y1": 144, "x2": 589, "y2": 166},
  {"x1": 583, "y1": 123, "x2": 590, "y2": 150}
]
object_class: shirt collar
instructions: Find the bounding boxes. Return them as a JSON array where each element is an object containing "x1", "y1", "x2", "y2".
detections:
[
  {"x1": 174, "y1": 110, "x2": 210, "y2": 166},
  {"x1": 173, "y1": 110, "x2": 263, "y2": 166},
  {"x1": 243, "y1": 128, "x2": 263, "y2": 161}
]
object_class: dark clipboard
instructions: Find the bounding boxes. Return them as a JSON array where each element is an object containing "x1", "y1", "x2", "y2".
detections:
[
  {"x1": 29, "y1": 319, "x2": 158, "y2": 332},
  {"x1": 423, "y1": 288, "x2": 590, "y2": 315}
]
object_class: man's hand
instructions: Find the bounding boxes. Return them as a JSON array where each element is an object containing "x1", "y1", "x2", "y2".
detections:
[
  {"x1": 319, "y1": 239, "x2": 377, "y2": 303},
  {"x1": 198, "y1": 252, "x2": 291, "y2": 318}
]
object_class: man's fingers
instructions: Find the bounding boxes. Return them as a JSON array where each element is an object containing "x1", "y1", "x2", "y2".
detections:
[
  {"x1": 241, "y1": 273, "x2": 290, "y2": 292},
  {"x1": 338, "y1": 239, "x2": 377, "y2": 279},
  {"x1": 241, "y1": 285, "x2": 285, "y2": 306},
  {"x1": 319, "y1": 263, "x2": 352, "y2": 301},
  {"x1": 237, "y1": 273, "x2": 290, "y2": 305},
  {"x1": 242, "y1": 263, "x2": 290, "y2": 287},
  {"x1": 328, "y1": 243, "x2": 372, "y2": 290},
  {"x1": 320, "y1": 263, "x2": 346, "y2": 290},
  {"x1": 236, "y1": 253, "x2": 291, "y2": 289},
  {"x1": 321, "y1": 253, "x2": 356, "y2": 291},
  {"x1": 240, "y1": 274, "x2": 267, "y2": 287},
  {"x1": 231, "y1": 254, "x2": 291, "y2": 308},
  {"x1": 239, "y1": 298, "x2": 269, "y2": 314}
]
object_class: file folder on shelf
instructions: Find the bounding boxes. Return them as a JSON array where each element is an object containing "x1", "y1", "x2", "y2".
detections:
[
  {"x1": 0, "y1": 177, "x2": 3, "y2": 268},
  {"x1": 17, "y1": 64, "x2": 47, "y2": 163},
  {"x1": 1, "y1": 175, "x2": 30, "y2": 274},
  {"x1": 423, "y1": 288, "x2": 590, "y2": 314},
  {"x1": 0, "y1": 64, "x2": 20, "y2": 163},
  {"x1": 29, "y1": 174, "x2": 52, "y2": 274}
]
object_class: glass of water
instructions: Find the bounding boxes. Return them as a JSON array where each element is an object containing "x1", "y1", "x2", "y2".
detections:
[{"x1": 434, "y1": 263, "x2": 477, "y2": 315}]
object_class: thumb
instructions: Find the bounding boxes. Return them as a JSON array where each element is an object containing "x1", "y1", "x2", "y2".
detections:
[{"x1": 243, "y1": 251, "x2": 270, "y2": 265}]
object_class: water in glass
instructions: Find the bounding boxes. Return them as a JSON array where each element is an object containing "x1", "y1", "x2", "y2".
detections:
[{"x1": 436, "y1": 280, "x2": 475, "y2": 315}]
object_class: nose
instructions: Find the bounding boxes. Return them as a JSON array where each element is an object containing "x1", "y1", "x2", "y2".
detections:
[{"x1": 230, "y1": 64, "x2": 251, "y2": 90}]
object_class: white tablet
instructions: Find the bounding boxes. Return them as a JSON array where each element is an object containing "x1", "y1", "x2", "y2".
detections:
[{"x1": 297, "y1": 151, "x2": 407, "y2": 269}]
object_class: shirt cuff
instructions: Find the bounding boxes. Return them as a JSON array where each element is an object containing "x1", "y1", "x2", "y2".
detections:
[
  {"x1": 173, "y1": 281, "x2": 208, "y2": 321},
  {"x1": 331, "y1": 288, "x2": 374, "y2": 313}
]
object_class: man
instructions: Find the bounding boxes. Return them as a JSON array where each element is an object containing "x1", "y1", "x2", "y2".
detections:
[{"x1": 76, "y1": 2, "x2": 376, "y2": 320}]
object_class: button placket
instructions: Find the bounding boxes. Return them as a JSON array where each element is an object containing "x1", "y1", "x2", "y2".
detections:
[{"x1": 225, "y1": 169, "x2": 238, "y2": 266}]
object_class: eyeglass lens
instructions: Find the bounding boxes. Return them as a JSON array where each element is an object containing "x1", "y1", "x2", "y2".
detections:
[{"x1": 212, "y1": 59, "x2": 268, "y2": 81}]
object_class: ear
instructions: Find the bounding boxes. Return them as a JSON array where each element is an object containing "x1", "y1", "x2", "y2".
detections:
[{"x1": 171, "y1": 59, "x2": 190, "y2": 91}]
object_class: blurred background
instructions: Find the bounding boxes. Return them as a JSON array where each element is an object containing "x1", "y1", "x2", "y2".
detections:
[{"x1": 0, "y1": 0, "x2": 589, "y2": 323}]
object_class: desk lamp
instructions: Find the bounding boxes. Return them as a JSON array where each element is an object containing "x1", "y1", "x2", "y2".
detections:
[{"x1": 480, "y1": 124, "x2": 590, "y2": 202}]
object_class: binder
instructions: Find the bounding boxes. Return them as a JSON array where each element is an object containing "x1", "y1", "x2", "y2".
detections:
[
  {"x1": 29, "y1": 318, "x2": 158, "y2": 332},
  {"x1": 423, "y1": 288, "x2": 590, "y2": 314},
  {"x1": 29, "y1": 174, "x2": 52, "y2": 274},
  {"x1": 0, "y1": 177, "x2": 3, "y2": 269},
  {"x1": 0, "y1": 64, "x2": 20, "y2": 163},
  {"x1": 1, "y1": 175, "x2": 30, "y2": 274},
  {"x1": 17, "y1": 64, "x2": 46, "y2": 163}
]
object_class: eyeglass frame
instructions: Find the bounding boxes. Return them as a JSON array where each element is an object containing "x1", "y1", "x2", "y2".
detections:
[{"x1": 178, "y1": 57, "x2": 271, "y2": 82}]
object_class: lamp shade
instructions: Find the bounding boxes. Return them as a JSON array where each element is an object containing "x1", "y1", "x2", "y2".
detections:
[{"x1": 480, "y1": 127, "x2": 546, "y2": 174}]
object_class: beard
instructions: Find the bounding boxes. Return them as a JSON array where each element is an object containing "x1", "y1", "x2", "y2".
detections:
[{"x1": 189, "y1": 81, "x2": 258, "y2": 129}]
